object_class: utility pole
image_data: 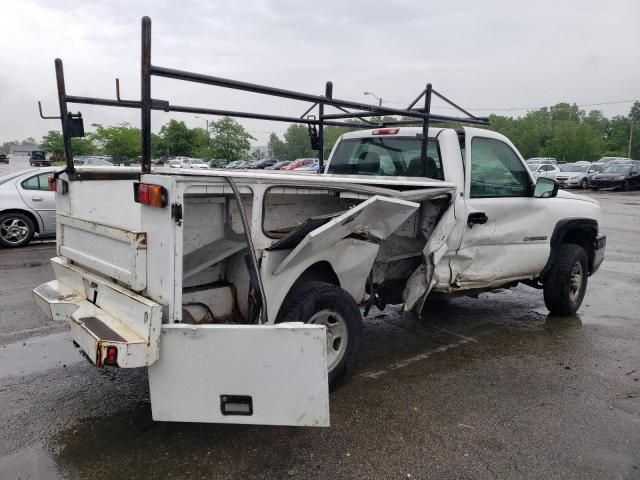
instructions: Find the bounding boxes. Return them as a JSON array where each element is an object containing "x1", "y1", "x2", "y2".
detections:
[
  {"x1": 629, "y1": 120, "x2": 634, "y2": 158},
  {"x1": 196, "y1": 115, "x2": 209, "y2": 138}
]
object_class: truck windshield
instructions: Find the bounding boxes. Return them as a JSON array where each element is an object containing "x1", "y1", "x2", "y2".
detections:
[{"x1": 327, "y1": 137, "x2": 444, "y2": 179}]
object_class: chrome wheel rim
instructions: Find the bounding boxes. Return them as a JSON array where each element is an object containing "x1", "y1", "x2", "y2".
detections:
[
  {"x1": 308, "y1": 309, "x2": 348, "y2": 372},
  {"x1": 0, "y1": 218, "x2": 29, "y2": 244},
  {"x1": 569, "y1": 261, "x2": 583, "y2": 302}
]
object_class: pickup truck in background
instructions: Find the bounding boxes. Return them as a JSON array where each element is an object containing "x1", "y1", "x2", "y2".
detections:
[{"x1": 33, "y1": 16, "x2": 606, "y2": 428}]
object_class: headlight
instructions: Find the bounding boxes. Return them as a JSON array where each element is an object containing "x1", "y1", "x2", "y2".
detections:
[{"x1": 569, "y1": 176, "x2": 579, "y2": 180}]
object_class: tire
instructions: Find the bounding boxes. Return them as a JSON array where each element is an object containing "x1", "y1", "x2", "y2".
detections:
[
  {"x1": 580, "y1": 178, "x2": 588, "y2": 189},
  {"x1": 278, "y1": 281, "x2": 363, "y2": 391},
  {"x1": 621, "y1": 180, "x2": 630, "y2": 192},
  {"x1": 543, "y1": 244, "x2": 588, "y2": 316},
  {"x1": 0, "y1": 212, "x2": 35, "y2": 248}
]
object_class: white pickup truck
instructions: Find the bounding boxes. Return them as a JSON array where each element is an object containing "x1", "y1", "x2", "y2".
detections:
[
  {"x1": 33, "y1": 125, "x2": 605, "y2": 427},
  {"x1": 33, "y1": 16, "x2": 605, "y2": 427}
]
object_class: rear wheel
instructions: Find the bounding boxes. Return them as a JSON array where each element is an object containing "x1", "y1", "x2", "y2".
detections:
[
  {"x1": 0, "y1": 212, "x2": 35, "y2": 248},
  {"x1": 543, "y1": 244, "x2": 588, "y2": 316},
  {"x1": 278, "y1": 281, "x2": 363, "y2": 391}
]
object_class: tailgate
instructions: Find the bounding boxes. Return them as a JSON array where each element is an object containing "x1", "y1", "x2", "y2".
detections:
[{"x1": 57, "y1": 214, "x2": 147, "y2": 291}]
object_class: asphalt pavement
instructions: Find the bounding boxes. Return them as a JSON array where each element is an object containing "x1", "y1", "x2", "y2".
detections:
[{"x1": 0, "y1": 188, "x2": 638, "y2": 480}]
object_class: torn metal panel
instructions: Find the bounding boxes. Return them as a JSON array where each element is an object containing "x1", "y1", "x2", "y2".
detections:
[{"x1": 273, "y1": 195, "x2": 420, "y2": 276}]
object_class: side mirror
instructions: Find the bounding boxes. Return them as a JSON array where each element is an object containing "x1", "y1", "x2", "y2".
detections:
[{"x1": 533, "y1": 177, "x2": 558, "y2": 198}]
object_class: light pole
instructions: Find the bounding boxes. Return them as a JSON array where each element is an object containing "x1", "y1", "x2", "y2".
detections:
[
  {"x1": 364, "y1": 91, "x2": 383, "y2": 107},
  {"x1": 195, "y1": 115, "x2": 209, "y2": 137},
  {"x1": 629, "y1": 120, "x2": 634, "y2": 159}
]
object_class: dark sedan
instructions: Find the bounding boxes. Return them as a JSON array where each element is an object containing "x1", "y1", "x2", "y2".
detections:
[{"x1": 590, "y1": 163, "x2": 640, "y2": 191}]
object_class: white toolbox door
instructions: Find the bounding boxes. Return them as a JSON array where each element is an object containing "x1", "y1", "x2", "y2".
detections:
[{"x1": 148, "y1": 323, "x2": 330, "y2": 427}]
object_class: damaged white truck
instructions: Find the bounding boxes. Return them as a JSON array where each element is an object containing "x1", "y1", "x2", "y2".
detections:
[{"x1": 34, "y1": 17, "x2": 605, "y2": 427}]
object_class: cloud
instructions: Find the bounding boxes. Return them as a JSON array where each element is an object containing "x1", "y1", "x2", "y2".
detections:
[{"x1": 1, "y1": 0, "x2": 638, "y2": 145}]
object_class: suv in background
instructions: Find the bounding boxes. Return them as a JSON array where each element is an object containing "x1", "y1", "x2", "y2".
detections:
[{"x1": 0, "y1": 153, "x2": 8, "y2": 164}]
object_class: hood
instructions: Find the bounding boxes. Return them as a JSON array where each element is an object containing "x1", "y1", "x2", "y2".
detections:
[{"x1": 556, "y1": 190, "x2": 599, "y2": 205}]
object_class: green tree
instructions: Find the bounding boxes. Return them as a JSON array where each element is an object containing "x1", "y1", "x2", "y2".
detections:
[
  {"x1": 209, "y1": 117, "x2": 254, "y2": 163},
  {"x1": 282, "y1": 124, "x2": 314, "y2": 160},
  {"x1": 90, "y1": 123, "x2": 140, "y2": 160},
  {"x1": 268, "y1": 133, "x2": 287, "y2": 159},
  {"x1": 156, "y1": 120, "x2": 195, "y2": 157},
  {"x1": 40, "y1": 130, "x2": 96, "y2": 159}
]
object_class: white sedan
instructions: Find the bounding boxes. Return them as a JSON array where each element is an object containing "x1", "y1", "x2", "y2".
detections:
[{"x1": 0, "y1": 168, "x2": 57, "y2": 247}]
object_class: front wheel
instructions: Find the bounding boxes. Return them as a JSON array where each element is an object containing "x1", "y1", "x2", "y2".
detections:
[
  {"x1": 621, "y1": 180, "x2": 630, "y2": 192},
  {"x1": 277, "y1": 281, "x2": 363, "y2": 391},
  {"x1": 580, "y1": 178, "x2": 588, "y2": 189},
  {"x1": 543, "y1": 244, "x2": 588, "y2": 316}
]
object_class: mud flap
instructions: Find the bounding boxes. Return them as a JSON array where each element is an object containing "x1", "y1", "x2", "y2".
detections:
[{"x1": 148, "y1": 323, "x2": 330, "y2": 427}]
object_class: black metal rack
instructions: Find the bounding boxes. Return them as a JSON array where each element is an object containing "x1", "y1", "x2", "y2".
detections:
[{"x1": 39, "y1": 16, "x2": 489, "y2": 175}]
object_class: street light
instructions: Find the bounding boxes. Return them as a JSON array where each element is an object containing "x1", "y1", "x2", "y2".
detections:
[
  {"x1": 364, "y1": 91, "x2": 382, "y2": 107},
  {"x1": 195, "y1": 115, "x2": 209, "y2": 137}
]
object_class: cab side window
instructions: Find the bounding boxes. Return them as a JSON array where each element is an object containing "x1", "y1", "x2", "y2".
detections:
[
  {"x1": 21, "y1": 173, "x2": 51, "y2": 191},
  {"x1": 470, "y1": 137, "x2": 531, "y2": 198}
]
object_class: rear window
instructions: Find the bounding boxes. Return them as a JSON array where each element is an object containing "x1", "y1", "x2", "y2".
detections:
[{"x1": 327, "y1": 137, "x2": 443, "y2": 179}]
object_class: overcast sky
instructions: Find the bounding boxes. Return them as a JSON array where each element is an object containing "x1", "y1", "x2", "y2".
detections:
[{"x1": 1, "y1": 0, "x2": 639, "y2": 146}]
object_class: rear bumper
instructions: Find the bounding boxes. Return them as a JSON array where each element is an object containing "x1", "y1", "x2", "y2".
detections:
[
  {"x1": 33, "y1": 257, "x2": 162, "y2": 368},
  {"x1": 592, "y1": 233, "x2": 606, "y2": 274}
]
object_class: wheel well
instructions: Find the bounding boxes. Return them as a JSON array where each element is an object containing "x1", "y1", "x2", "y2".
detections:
[
  {"x1": 275, "y1": 261, "x2": 340, "y2": 322},
  {"x1": 543, "y1": 220, "x2": 597, "y2": 277},
  {"x1": 562, "y1": 227, "x2": 596, "y2": 271},
  {"x1": 292, "y1": 261, "x2": 340, "y2": 289},
  {"x1": 0, "y1": 209, "x2": 40, "y2": 233}
]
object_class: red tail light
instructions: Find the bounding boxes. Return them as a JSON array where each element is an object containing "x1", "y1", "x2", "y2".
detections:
[
  {"x1": 372, "y1": 128, "x2": 400, "y2": 135},
  {"x1": 134, "y1": 183, "x2": 167, "y2": 208},
  {"x1": 105, "y1": 346, "x2": 118, "y2": 365}
]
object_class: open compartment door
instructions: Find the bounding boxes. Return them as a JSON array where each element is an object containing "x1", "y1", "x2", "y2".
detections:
[{"x1": 148, "y1": 323, "x2": 330, "y2": 427}]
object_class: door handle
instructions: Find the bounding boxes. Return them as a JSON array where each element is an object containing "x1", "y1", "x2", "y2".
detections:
[
  {"x1": 31, "y1": 196, "x2": 43, "y2": 202},
  {"x1": 467, "y1": 212, "x2": 488, "y2": 227}
]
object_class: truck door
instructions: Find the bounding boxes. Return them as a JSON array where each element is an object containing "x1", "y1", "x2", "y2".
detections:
[{"x1": 451, "y1": 131, "x2": 551, "y2": 288}]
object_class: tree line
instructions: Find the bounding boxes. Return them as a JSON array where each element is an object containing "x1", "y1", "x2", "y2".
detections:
[
  {"x1": 33, "y1": 117, "x2": 254, "y2": 165},
  {"x1": 2, "y1": 101, "x2": 638, "y2": 164}
]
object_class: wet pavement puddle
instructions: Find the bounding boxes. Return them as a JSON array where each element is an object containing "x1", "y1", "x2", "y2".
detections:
[
  {"x1": 0, "y1": 445, "x2": 63, "y2": 480},
  {"x1": 0, "y1": 332, "x2": 84, "y2": 378}
]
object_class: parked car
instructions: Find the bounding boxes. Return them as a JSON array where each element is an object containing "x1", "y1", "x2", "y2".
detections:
[
  {"x1": 222, "y1": 161, "x2": 242, "y2": 169},
  {"x1": 590, "y1": 163, "x2": 640, "y2": 191},
  {"x1": 29, "y1": 151, "x2": 51, "y2": 167},
  {"x1": 528, "y1": 162, "x2": 559, "y2": 180},
  {"x1": 292, "y1": 161, "x2": 320, "y2": 173},
  {"x1": 556, "y1": 163, "x2": 603, "y2": 189},
  {"x1": 282, "y1": 158, "x2": 319, "y2": 171},
  {"x1": 82, "y1": 156, "x2": 114, "y2": 167},
  {"x1": 594, "y1": 157, "x2": 631, "y2": 168},
  {"x1": 527, "y1": 157, "x2": 558, "y2": 166},
  {"x1": 0, "y1": 168, "x2": 56, "y2": 247},
  {"x1": 251, "y1": 159, "x2": 279, "y2": 169},
  {"x1": 185, "y1": 158, "x2": 209, "y2": 169},
  {"x1": 0, "y1": 153, "x2": 9, "y2": 164},
  {"x1": 265, "y1": 160, "x2": 292, "y2": 170},
  {"x1": 167, "y1": 159, "x2": 182, "y2": 168}
]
